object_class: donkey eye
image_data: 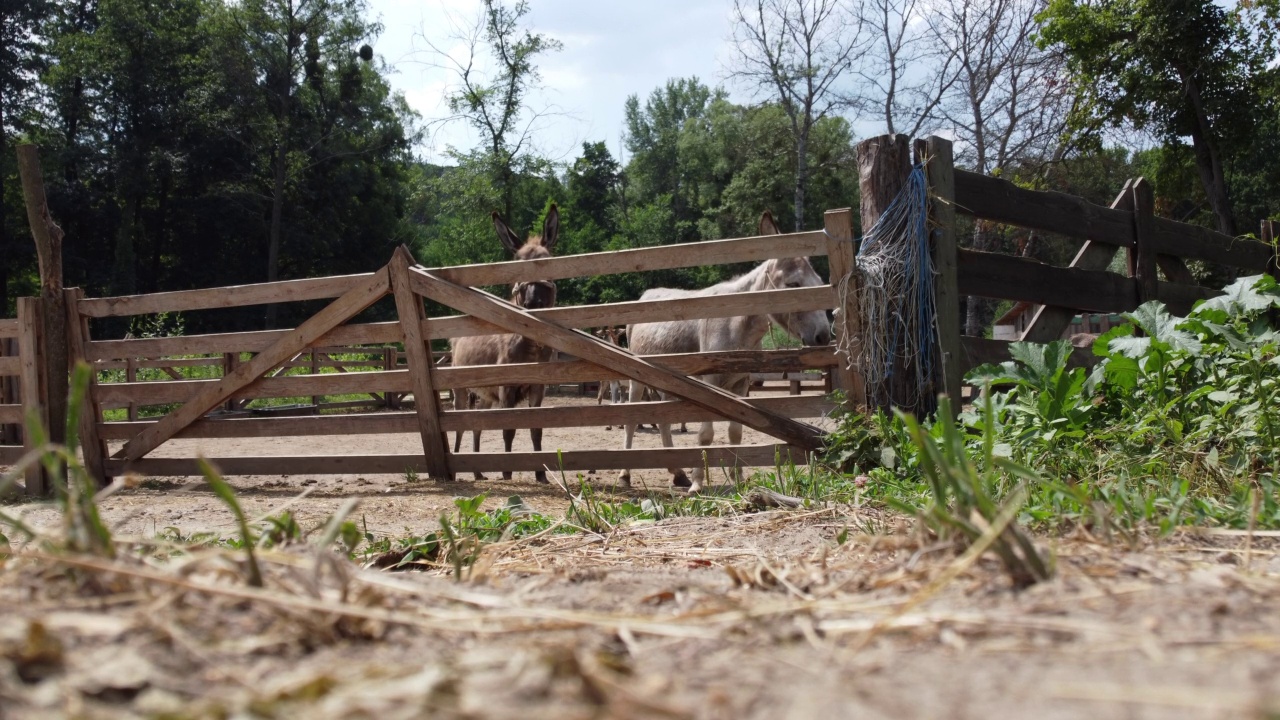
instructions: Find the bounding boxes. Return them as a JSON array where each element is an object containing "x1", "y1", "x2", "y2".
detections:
[{"x1": 785, "y1": 282, "x2": 800, "y2": 288}]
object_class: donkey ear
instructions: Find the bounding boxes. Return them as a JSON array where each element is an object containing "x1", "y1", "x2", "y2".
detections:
[
  {"x1": 493, "y1": 211, "x2": 521, "y2": 255},
  {"x1": 758, "y1": 211, "x2": 781, "y2": 236},
  {"x1": 541, "y1": 203, "x2": 560, "y2": 251}
]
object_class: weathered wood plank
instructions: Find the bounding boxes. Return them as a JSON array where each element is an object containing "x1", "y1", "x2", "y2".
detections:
[
  {"x1": 95, "y1": 348, "x2": 838, "y2": 407},
  {"x1": 0, "y1": 319, "x2": 18, "y2": 339},
  {"x1": 0, "y1": 446, "x2": 22, "y2": 465},
  {"x1": 425, "y1": 285, "x2": 836, "y2": 340},
  {"x1": 389, "y1": 247, "x2": 451, "y2": 480},
  {"x1": 78, "y1": 273, "x2": 372, "y2": 318},
  {"x1": 438, "y1": 347, "x2": 838, "y2": 389},
  {"x1": 0, "y1": 356, "x2": 19, "y2": 376},
  {"x1": 66, "y1": 288, "x2": 108, "y2": 484},
  {"x1": 926, "y1": 136, "x2": 964, "y2": 412},
  {"x1": 97, "y1": 369, "x2": 412, "y2": 406},
  {"x1": 1019, "y1": 181, "x2": 1134, "y2": 343},
  {"x1": 108, "y1": 443, "x2": 808, "y2": 478},
  {"x1": 1149, "y1": 217, "x2": 1272, "y2": 271},
  {"x1": 411, "y1": 267, "x2": 825, "y2": 450},
  {"x1": 959, "y1": 336, "x2": 1097, "y2": 377},
  {"x1": 96, "y1": 394, "x2": 835, "y2": 440},
  {"x1": 86, "y1": 322, "x2": 402, "y2": 362},
  {"x1": 431, "y1": 231, "x2": 829, "y2": 288},
  {"x1": 0, "y1": 405, "x2": 22, "y2": 424},
  {"x1": 823, "y1": 208, "x2": 864, "y2": 409},
  {"x1": 954, "y1": 169, "x2": 1135, "y2": 248},
  {"x1": 114, "y1": 269, "x2": 391, "y2": 463},
  {"x1": 958, "y1": 248, "x2": 1138, "y2": 313}
]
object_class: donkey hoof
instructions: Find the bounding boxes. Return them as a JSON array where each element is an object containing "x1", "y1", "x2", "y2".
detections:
[
  {"x1": 502, "y1": 472, "x2": 513, "y2": 481},
  {"x1": 671, "y1": 471, "x2": 692, "y2": 488},
  {"x1": 687, "y1": 482, "x2": 702, "y2": 494},
  {"x1": 473, "y1": 473, "x2": 487, "y2": 481},
  {"x1": 535, "y1": 472, "x2": 549, "y2": 484}
]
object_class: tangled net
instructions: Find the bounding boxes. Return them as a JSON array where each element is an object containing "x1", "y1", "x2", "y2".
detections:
[{"x1": 836, "y1": 165, "x2": 938, "y2": 410}]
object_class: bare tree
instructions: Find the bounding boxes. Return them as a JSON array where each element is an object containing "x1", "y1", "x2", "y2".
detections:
[
  {"x1": 729, "y1": 0, "x2": 868, "y2": 231},
  {"x1": 855, "y1": 0, "x2": 957, "y2": 137},
  {"x1": 417, "y1": 0, "x2": 561, "y2": 221},
  {"x1": 926, "y1": 0, "x2": 1070, "y2": 334}
]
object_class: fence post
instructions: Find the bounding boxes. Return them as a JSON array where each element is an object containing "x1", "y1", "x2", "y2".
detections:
[
  {"x1": 65, "y1": 288, "x2": 108, "y2": 486},
  {"x1": 309, "y1": 349, "x2": 321, "y2": 408},
  {"x1": 17, "y1": 297, "x2": 47, "y2": 496},
  {"x1": 823, "y1": 207, "x2": 865, "y2": 410},
  {"x1": 855, "y1": 133, "x2": 924, "y2": 414},
  {"x1": 17, "y1": 145, "x2": 68, "y2": 458},
  {"x1": 923, "y1": 136, "x2": 963, "y2": 415},
  {"x1": 388, "y1": 246, "x2": 452, "y2": 481},
  {"x1": 126, "y1": 357, "x2": 139, "y2": 421},
  {"x1": 1128, "y1": 178, "x2": 1157, "y2": 304}
]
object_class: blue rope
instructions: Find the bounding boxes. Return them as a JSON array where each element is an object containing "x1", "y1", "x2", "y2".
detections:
[{"x1": 850, "y1": 164, "x2": 937, "y2": 399}]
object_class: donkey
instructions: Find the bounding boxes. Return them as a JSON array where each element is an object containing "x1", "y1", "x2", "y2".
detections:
[
  {"x1": 617, "y1": 212, "x2": 831, "y2": 492},
  {"x1": 596, "y1": 327, "x2": 626, "y2": 429},
  {"x1": 449, "y1": 205, "x2": 560, "y2": 483}
]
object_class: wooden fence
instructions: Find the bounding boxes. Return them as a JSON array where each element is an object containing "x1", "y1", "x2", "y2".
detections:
[
  {"x1": 0, "y1": 299, "x2": 50, "y2": 494},
  {"x1": 4, "y1": 134, "x2": 1276, "y2": 493},
  {"x1": 911, "y1": 135, "x2": 1277, "y2": 407},
  {"x1": 61, "y1": 220, "x2": 850, "y2": 483}
]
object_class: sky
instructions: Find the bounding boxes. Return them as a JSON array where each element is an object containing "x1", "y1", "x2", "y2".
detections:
[{"x1": 365, "y1": 0, "x2": 746, "y2": 164}]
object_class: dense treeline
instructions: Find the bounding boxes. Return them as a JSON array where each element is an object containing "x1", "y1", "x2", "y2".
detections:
[{"x1": 1, "y1": 0, "x2": 1277, "y2": 336}]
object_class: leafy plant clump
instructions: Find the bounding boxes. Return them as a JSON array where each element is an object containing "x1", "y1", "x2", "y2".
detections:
[{"x1": 827, "y1": 274, "x2": 1280, "y2": 534}]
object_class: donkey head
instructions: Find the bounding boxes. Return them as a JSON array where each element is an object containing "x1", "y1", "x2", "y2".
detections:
[
  {"x1": 757, "y1": 211, "x2": 832, "y2": 347},
  {"x1": 493, "y1": 204, "x2": 560, "y2": 310}
]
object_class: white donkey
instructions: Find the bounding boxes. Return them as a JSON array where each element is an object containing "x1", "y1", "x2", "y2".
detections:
[{"x1": 617, "y1": 212, "x2": 832, "y2": 492}]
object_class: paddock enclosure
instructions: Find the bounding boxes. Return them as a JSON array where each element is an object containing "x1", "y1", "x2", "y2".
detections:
[{"x1": 3, "y1": 134, "x2": 1277, "y2": 493}]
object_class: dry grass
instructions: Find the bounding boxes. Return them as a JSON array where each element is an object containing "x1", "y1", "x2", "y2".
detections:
[{"x1": 4, "y1": 499, "x2": 1280, "y2": 719}]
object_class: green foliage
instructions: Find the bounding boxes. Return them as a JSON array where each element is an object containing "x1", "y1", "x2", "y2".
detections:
[
  {"x1": 199, "y1": 459, "x2": 264, "y2": 587},
  {"x1": 827, "y1": 275, "x2": 1280, "y2": 534}
]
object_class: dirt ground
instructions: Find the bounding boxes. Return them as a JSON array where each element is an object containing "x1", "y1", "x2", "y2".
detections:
[
  {"x1": 3, "y1": 395, "x2": 1280, "y2": 719},
  {"x1": 11, "y1": 392, "x2": 832, "y2": 540}
]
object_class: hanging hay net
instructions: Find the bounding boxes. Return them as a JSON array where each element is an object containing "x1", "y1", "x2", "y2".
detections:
[{"x1": 835, "y1": 164, "x2": 938, "y2": 411}]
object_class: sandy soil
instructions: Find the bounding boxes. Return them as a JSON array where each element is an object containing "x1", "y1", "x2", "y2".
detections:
[
  {"x1": 10, "y1": 392, "x2": 833, "y2": 540},
  {"x1": 3, "y1": 394, "x2": 1279, "y2": 719}
]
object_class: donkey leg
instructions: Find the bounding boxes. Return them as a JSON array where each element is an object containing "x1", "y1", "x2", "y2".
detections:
[
  {"x1": 727, "y1": 421, "x2": 745, "y2": 484},
  {"x1": 689, "y1": 421, "x2": 716, "y2": 493},
  {"x1": 617, "y1": 380, "x2": 641, "y2": 486},
  {"x1": 660, "y1": 416, "x2": 691, "y2": 488},
  {"x1": 529, "y1": 389, "x2": 548, "y2": 484},
  {"x1": 470, "y1": 396, "x2": 492, "y2": 480}
]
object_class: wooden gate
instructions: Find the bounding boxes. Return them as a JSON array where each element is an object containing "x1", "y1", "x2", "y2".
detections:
[
  {"x1": 0, "y1": 298, "x2": 52, "y2": 495},
  {"x1": 75, "y1": 217, "x2": 850, "y2": 482}
]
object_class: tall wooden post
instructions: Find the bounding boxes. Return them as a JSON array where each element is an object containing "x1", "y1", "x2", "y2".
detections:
[
  {"x1": 65, "y1": 288, "x2": 108, "y2": 485},
  {"x1": 17, "y1": 298, "x2": 47, "y2": 496},
  {"x1": 16, "y1": 145, "x2": 68, "y2": 470},
  {"x1": 824, "y1": 207, "x2": 865, "y2": 409},
  {"x1": 389, "y1": 246, "x2": 452, "y2": 480},
  {"x1": 1127, "y1": 178, "x2": 1157, "y2": 305},
  {"x1": 922, "y1": 137, "x2": 963, "y2": 415},
  {"x1": 856, "y1": 134, "x2": 926, "y2": 414}
]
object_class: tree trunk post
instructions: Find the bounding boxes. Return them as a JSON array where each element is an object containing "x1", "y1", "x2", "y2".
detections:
[
  {"x1": 855, "y1": 134, "x2": 924, "y2": 415},
  {"x1": 17, "y1": 144, "x2": 68, "y2": 486},
  {"x1": 922, "y1": 137, "x2": 963, "y2": 416}
]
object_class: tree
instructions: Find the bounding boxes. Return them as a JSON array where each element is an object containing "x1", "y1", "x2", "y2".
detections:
[
  {"x1": 421, "y1": 0, "x2": 561, "y2": 222},
  {"x1": 856, "y1": 0, "x2": 956, "y2": 137},
  {"x1": 927, "y1": 0, "x2": 1070, "y2": 335},
  {"x1": 225, "y1": 0, "x2": 396, "y2": 326},
  {"x1": 1038, "y1": 0, "x2": 1277, "y2": 235},
  {"x1": 0, "y1": 0, "x2": 52, "y2": 315},
  {"x1": 729, "y1": 0, "x2": 866, "y2": 231}
]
